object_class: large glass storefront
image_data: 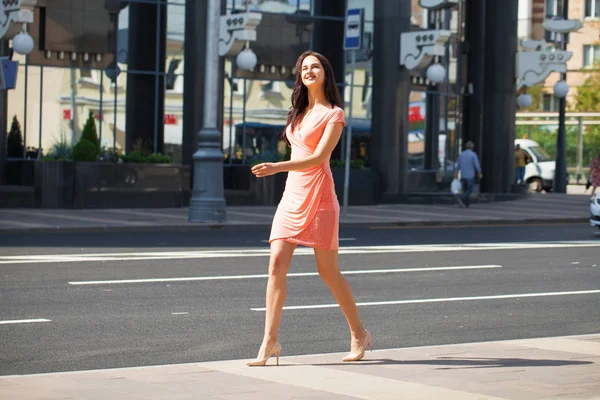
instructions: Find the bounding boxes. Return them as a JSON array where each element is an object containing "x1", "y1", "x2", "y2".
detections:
[{"x1": 4, "y1": 0, "x2": 466, "y2": 194}]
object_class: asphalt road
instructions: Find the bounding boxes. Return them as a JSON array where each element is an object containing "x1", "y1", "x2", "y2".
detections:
[{"x1": 1, "y1": 223, "x2": 599, "y2": 376}]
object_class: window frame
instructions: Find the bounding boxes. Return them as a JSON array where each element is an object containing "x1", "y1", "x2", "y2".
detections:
[{"x1": 584, "y1": 0, "x2": 600, "y2": 19}]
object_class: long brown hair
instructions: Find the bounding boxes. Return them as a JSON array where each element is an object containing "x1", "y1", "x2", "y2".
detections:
[{"x1": 282, "y1": 51, "x2": 343, "y2": 142}]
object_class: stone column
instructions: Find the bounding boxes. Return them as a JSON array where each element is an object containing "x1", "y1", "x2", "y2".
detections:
[
  {"x1": 370, "y1": 0, "x2": 411, "y2": 197},
  {"x1": 480, "y1": 0, "x2": 518, "y2": 193},
  {"x1": 125, "y1": 0, "x2": 166, "y2": 153},
  {"x1": 0, "y1": 40, "x2": 9, "y2": 185},
  {"x1": 311, "y1": 0, "x2": 345, "y2": 87},
  {"x1": 462, "y1": 0, "x2": 487, "y2": 158}
]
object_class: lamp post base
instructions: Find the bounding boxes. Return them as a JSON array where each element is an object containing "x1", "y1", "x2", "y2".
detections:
[
  {"x1": 189, "y1": 198, "x2": 226, "y2": 223},
  {"x1": 188, "y1": 127, "x2": 227, "y2": 223}
]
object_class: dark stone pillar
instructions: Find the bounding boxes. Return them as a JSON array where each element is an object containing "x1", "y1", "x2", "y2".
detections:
[
  {"x1": 182, "y1": 0, "x2": 207, "y2": 169},
  {"x1": 462, "y1": 0, "x2": 486, "y2": 158},
  {"x1": 480, "y1": 0, "x2": 518, "y2": 193},
  {"x1": 0, "y1": 40, "x2": 9, "y2": 185},
  {"x1": 370, "y1": 0, "x2": 411, "y2": 195},
  {"x1": 125, "y1": 0, "x2": 166, "y2": 153},
  {"x1": 311, "y1": 1, "x2": 345, "y2": 86}
]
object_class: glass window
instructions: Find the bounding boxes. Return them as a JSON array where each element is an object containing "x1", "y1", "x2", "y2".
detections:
[
  {"x1": 585, "y1": 0, "x2": 600, "y2": 17},
  {"x1": 546, "y1": 0, "x2": 558, "y2": 17},
  {"x1": 583, "y1": 44, "x2": 600, "y2": 67}
]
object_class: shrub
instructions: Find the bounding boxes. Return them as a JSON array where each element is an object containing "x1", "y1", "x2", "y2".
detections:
[
  {"x1": 44, "y1": 134, "x2": 73, "y2": 161},
  {"x1": 7, "y1": 116, "x2": 24, "y2": 158},
  {"x1": 72, "y1": 139, "x2": 98, "y2": 162},
  {"x1": 81, "y1": 111, "x2": 100, "y2": 155},
  {"x1": 147, "y1": 153, "x2": 172, "y2": 163}
]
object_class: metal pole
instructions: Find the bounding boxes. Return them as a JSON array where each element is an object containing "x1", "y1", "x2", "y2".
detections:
[
  {"x1": 69, "y1": 68, "x2": 76, "y2": 144},
  {"x1": 113, "y1": 74, "x2": 117, "y2": 150},
  {"x1": 342, "y1": 50, "x2": 356, "y2": 216},
  {"x1": 554, "y1": 0, "x2": 568, "y2": 193},
  {"x1": 242, "y1": 78, "x2": 247, "y2": 165},
  {"x1": 99, "y1": 71, "x2": 103, "y2": 146},
  {"x1": 188, "y1": 0, "x2": 226, "y2": 222},
  {"x1": 228, "y1": 58, "x2": 234, "y2": 164},
  {"x1": 153, "y1": 0, "x2": 161, "y2": 154},
  {"x1": 38, "y1": 65, "x2": 43, "y2": 158},
  {"x1": 23, "y1": 56, "x2": 28, "y2": 158},
  {"x1": 576, "y1": 116, "x2": 583, "y2": 183}
]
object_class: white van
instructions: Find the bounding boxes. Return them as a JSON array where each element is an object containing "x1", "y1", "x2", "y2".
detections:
[{"x1": 514, "y1": 139, "x2": 555, "y2": 192}]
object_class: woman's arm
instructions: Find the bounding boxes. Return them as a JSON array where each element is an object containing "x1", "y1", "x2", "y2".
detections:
[{"x1": 251, "y1": 122, "x2": 344, "y2": 178}]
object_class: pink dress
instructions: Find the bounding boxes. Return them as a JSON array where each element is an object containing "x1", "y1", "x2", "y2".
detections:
[{"x1": 269, "y1": 106, "x2": 346, "y2": 250}]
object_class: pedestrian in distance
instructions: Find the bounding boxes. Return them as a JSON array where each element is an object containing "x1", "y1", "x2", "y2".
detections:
[
  {"x1": 514, "y1": 144, "x2": 530, "y2": 184},
  {"x1": 455, "y1": 140, "x2": 483, "y2": 208},
  {"x1": 588, "y1": 151, "x2": 600, "y2": 199},
  {"x1": 248, "y1": 51, "x2": 371, "y2": 367}
]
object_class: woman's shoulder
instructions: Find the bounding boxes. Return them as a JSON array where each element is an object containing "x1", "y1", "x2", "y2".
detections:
[{"x1": 325, "y1": 105, "x2": 345, "y2": 125}]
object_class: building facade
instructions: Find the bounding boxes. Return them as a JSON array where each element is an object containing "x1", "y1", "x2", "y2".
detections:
[{"x1": 1, "y1": 0, "x2": 552, "y2": 204}]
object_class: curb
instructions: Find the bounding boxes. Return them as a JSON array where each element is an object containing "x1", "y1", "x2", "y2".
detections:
[{"x1": 0, "y1": 217, "x2": 589, "y2": 235}]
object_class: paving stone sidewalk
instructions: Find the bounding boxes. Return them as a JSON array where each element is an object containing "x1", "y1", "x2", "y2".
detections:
[
  {"x1": 1, "y1": 334, "x2": 598, "y2": 399},
  {"x1": 0, "y1": 193, "x2": 591, "y2": 233}
]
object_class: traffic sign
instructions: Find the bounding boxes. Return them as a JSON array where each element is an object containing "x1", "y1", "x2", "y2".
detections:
[{"x1": 344, "y1": 8, "x2": 364, "y2": 50}]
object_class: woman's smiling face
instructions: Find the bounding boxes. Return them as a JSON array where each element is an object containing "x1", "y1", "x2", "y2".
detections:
[{"x1": 301, "y1": 55, "x2": 325, "y2": 89}]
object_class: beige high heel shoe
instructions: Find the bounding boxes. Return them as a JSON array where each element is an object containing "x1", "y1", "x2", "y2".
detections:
[
  {"x1": 246, "y1": 342, "x2": 282, "y2": 367},
  {"x1": 342, "y1": 329, "x2": 372, "y2": 362}
]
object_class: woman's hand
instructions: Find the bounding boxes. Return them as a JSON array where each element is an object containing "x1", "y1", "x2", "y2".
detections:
[{"x1": 251, "y1": 162, "x2": 280, "y2": 178}]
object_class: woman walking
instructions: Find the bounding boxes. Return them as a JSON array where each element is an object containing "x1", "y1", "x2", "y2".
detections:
[
  {"x1": 589, "y1": 152, "x2": 600, "y2": 199},
  {"x1": 247, "y1": 51, "x2": 371, "y2": 366}
]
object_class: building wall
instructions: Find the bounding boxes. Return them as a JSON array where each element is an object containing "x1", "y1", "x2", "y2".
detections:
[{"x1": 528, "y1": 0, "x2": 599, "y2": 107}]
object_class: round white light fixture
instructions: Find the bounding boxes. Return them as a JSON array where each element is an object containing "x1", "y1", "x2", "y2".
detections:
[
  {"x1": 517, "y1": 93, "x2": 533, "y2": 108},
  {"x1": 236, "y1": 48, "x2": 258, "y2": 71},
  {"x1": 12, "y1": 32, "x2": 35, "y2": 55},
  {"x1": 426, "y1": 63, "x2": 446, "y2": 84},
  {"x1": 553, "y1": 80, "x2": 569, "y2": 98}
]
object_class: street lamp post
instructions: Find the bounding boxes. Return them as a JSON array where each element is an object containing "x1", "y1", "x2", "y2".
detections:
[
  {"x1": 516, "y1": 12, "x2": 581, "y2": 192},
  {"x1": 554, "y1": 0, "x2": 570, "y2": 193},
  {"x1": 188, "y1": 0, "x2": 261, "y2": 223},
  {"x1": 189, "y1": 0, "x2": 227, "y2": 222}
]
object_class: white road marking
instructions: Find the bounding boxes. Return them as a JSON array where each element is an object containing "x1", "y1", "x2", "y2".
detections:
[
  {"x1": 250, "y1": 289, "x2": 600, "y2": 311},
  {"x1": 171, "y1": 312, "x2": 188, "y2": 315},
  {"x1": 0, "y1": 319, "x2": 51, "y2": 325},
  {"x1": 67, "y1": 265, "x2": 501, "y2": 285},
  {"x1": 1, "y1": 241, "x2": 599, "y2": 265}
]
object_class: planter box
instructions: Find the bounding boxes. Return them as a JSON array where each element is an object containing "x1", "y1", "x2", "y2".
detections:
[
  {"x1": 73, "y1": 162, "x2": 190, "y2": 208},
  {"x1": 34, "y1": 161, "x2": 75, "y2": 208},
  {"x1": 331, "y1": 167, "x2": 381, "y2": 205},
  {"x1": 225, "y1": 166, "x2": 380, "y2": 206},
  {"x1": 6, "y1": 160, "x2": 36, "y2": 186},
  {"x1": 33, "y1": 161, "x2": 190, "y2": 209}
]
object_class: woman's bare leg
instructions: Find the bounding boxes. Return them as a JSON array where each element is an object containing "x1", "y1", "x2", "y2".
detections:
[
  {"x1": 253, "y1": 240, "x2": 297, "y2": 359},
  {"x1": 313, "y1": 248, "x2": 366, "y2": 347}
]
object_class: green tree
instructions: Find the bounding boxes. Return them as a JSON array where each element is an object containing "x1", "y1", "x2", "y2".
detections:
[
  {"x1": 81, "y1": 111, "x2": 100, "y2": 155},
  {"x1": 7, "y1": 115, "x2": 24, "y2": 158},
  {"x1": 573, "y1": 62, "x2": 600, "y2": 165},
  {"x1": 573, "y1": 64, "x2": 600, "y2": 112}
]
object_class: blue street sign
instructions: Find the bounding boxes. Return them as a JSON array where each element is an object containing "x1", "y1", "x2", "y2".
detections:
[
  {"x1": 0, "y1": 59, "x2": 19, "y2": 90},
  {"x1": 344, "y1": 8, "x2": 364, "y2": 51}
]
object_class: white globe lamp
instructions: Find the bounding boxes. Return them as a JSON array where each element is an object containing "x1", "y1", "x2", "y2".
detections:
[
  {"x1": 426, "y1": 63, "x2": 445, "y2": 84},
  {"x1": 517, "y1": 93, "x2": 533, "y2": 108},
  {"x1": 553, "y1": 80, "x2": 569, "y2": 98},
  {"x1": 236, "y1": 48, "x2": 258, "y2": 71},
  {"x1": 12, "y1": 32, "x2": 35, "y2": 55}
]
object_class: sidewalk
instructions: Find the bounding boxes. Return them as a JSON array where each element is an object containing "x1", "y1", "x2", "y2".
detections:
[
  {"x1": 0, "y1": 192, "x2": 591, "y2": 234},
  {"x1": 1, "y1": 334, "x2": 598, "y2": 399}
]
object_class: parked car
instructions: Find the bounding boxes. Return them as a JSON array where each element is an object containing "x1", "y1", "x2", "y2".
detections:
[
  {"x1": 591, "y1": 193, "x2": 600, "y2": 230},
  {"x1": 515, "y1": 139, "x2": 555, "y2": 193}
]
